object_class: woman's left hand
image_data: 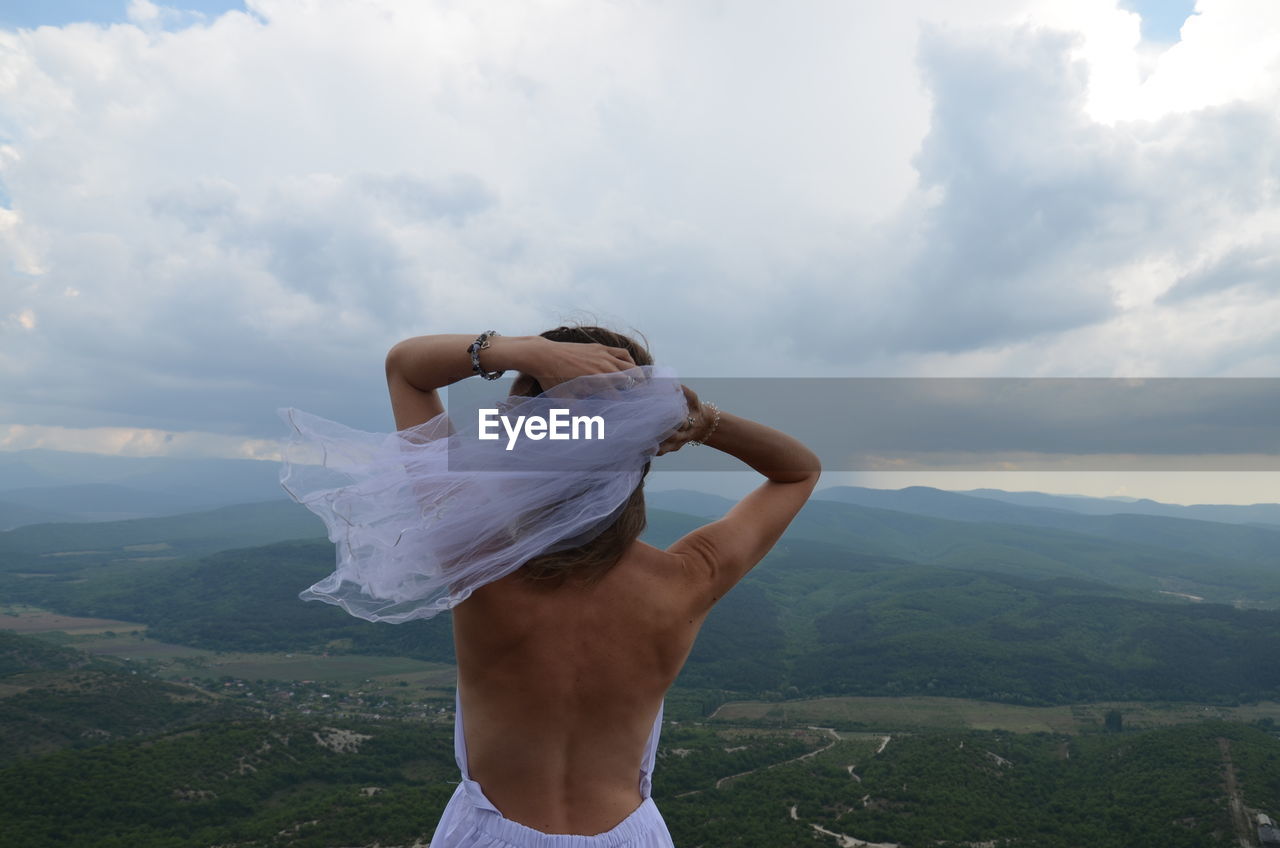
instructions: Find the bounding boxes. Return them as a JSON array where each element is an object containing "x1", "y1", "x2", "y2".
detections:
[{"x1": 657, "y1": 384, "x2": 711, "y2": 455}]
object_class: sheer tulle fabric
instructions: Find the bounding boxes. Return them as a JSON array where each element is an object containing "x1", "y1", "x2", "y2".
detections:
[{"x1": 277, "y1": 366, "x2": 686, "y2": 623}]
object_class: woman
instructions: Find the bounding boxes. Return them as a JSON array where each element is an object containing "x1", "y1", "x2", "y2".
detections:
[{"x1": 281, "y1": 325, "x2": 820, "y2": 846}]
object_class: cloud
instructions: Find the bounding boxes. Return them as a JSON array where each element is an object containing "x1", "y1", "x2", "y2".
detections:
[
  {"x1": 0, "y1": 420, "x2": 280, "y2": 458},
  {"x1": 885, "y1": 25, "x2": 1123, "y2": 351},
  {"x1": 775, "y1": 10, "x2": 1280, "y2": 375},
  {"x1": 0, "y1": 0, "x2": 1278, "y2": 459},
  {"x1": 126, "y1": 0, "x2": 210, "y2": 31},
  {"x1": 1159, "y1": 241, "x2": 1280, "y2": 303}
]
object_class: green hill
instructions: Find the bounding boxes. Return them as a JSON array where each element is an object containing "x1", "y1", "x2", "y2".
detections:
[
  {"x1": 815, "y1": 485, "x2": 1280, "y2": 580},
  {"x1": 7, "y1": 507, "x2": 1280, "y2": 705},
  {"x1": 0, "y1": 500, "x2": 324, "y2": 573},
  {"x1": 780, "y1": 543, "x2": 1280, "y2": 703},
  {"x1": 0, "y1": 629, "x2": 111, "y2": 678},
  {"x1": 1, "y1": 539, "x2": 457, "y2": 664},
  {"x1": 777, "y1": 499, "x2": 1280, "y2": 606},
  {"x1": 0, "y1": 631, "x2": 250, "y2": 764}
]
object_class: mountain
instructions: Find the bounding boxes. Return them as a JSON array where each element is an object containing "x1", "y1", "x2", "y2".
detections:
[
  {"x1": 817, "y1": 485, "x2": 1073, "y2": 524},
  {"x1": 811, "y1": 486, "x2": 1280, "y2": 591},
  {"x1": 0, "y1": 499, "x2": 325, "y2": 574},
  {"x1": 648, "y1": 488, "x2": 737, "y2": 518},
  {"x1": 662, "y1": 487, "x2": 1280, "y2": 574},
  {"x1": 0, "y1": 500, "x2": 76, "y2": 532},
  {"x1": 0, "y1": 482, "x2": 264, "y2": 525},
  {"x1": 7, "y1": 485, "x2": 1280, "y2": 846},
  {"x1": 957, "y1": 487, "x2": 1280, "y2": 526},
  {"x1": 9, "y1": 501, "x2": 1280, "y2": 706},
  {"x1": 0, "y1": 449, "x2": 288, "y2": 528},
  {"x1": 775, "y1": 498, "x2": 1280, "y2": 607},
  {"x1": 0, "y1": 537, "x2": 457, "y2": 664}
]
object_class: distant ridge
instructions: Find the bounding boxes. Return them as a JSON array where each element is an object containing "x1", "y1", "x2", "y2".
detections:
[
  {"x1": 659, "y1": 485, "x2": 1280, "y2": 529},
  {"x1": 0, "y1": 499, "x2": 76, "y2": 532},
  {"x1": 815, "y1": 485, "x2": 1076, "y2": 524},
  {"x1": 957, "y1": 487, "x2": 1280, "y2": 526},
  {"x1": 0, "y1": 449, "x2": 288, "y2": 529},
  {"x1": 0, "y1": 499, "x2": 324, "y2": 567},
  {"x1": 810, "y1": 486, "x2": 1280, "y2": 576},
  {"x1": 0, "y1": 482, "x2": 262, "y2": 525},
  {"x1": 648, "y1": 489, "x2": 736, "y2": 518}
]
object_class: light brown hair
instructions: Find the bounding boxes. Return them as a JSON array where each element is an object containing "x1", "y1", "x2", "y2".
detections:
[{"x1": 514, "y1": 325, "x2": 653, "y2": 587}]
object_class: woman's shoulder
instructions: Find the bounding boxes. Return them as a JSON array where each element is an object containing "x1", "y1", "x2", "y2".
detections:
[{"x1": 460, "y1": 541, "x2": 706, "y2": 624}]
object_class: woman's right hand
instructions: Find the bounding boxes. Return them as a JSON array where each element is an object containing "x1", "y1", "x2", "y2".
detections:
[{"x1": 516, "y1": 337, "x2": 637, "y2": 390}]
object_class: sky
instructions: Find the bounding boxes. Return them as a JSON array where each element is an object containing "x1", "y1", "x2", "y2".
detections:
[{"x1": 1, "y1": 0, "x2": 1278, "y2": 505}]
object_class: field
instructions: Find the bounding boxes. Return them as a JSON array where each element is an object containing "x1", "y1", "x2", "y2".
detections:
[
  {"x1": 0, "y1": 604, "x2": 146, "y2": 635},
  {"x1": 200, "y1": 651, "x2": 457, "y2": 690},
  {"x1": 1, "y1": 604, "x2": 456, "y2": 695},
  {"x1": 9, "y1": 602, "x2": 1280, "y2": 735},
  {"x1": 712, "y1": 695, "x2": 1280, "y2": 734}
]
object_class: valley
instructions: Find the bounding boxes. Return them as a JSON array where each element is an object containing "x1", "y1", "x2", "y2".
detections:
[{"x1": 3, "y1": 487, "x2": 1280, "y2": 845}]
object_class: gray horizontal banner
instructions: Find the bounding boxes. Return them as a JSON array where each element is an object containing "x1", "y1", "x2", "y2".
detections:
[{"x1": 445, "y1": 377, "x2": 1279, "y2": 472}]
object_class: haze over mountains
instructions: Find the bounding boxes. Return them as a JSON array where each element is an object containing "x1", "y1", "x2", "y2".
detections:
[
  {"x1": 5, "y1": 445, "x2": 1279, "y2": 529},
  {"x1": 649, "y1": 485, "x2": 1280, "y2": 528},
  {"x1": 0, "y1": 449, "x2": 283, "y2": 528}
]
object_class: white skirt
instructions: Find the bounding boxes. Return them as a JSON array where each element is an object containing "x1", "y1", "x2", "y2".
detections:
[{"x1": 430, "y1": 778, "x2": 676, "y2": 848}]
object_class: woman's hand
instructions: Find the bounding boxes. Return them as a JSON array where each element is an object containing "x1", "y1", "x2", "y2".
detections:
[
  {"x1": 514, "y1": 337, "x2": 637, "y2": 389},
  {"x1": 657, "y1": 384, "x2": 715, "y2": 456}
]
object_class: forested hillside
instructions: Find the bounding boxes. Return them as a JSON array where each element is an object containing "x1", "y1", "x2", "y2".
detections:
[
  {"x1": 5, "y1": 503, "x2": 1280, "y2": 705},
  {"x1": 3, "y1": 679, "x2": 1277, "y2": 848},
  {"x1": 5, "y1": 492, "x2": 1280, "y2": 845},
  {"x1": 0, "y1": 631, "x2": 252, "y2": 764}
]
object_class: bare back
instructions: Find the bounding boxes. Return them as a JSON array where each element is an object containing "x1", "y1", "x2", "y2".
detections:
[
  {"x1": 383, "y1": 331, "x2": 821, "y2": 838},
  {"x1": 451, "y1": 540, "x2": 708, "y2": 835}
]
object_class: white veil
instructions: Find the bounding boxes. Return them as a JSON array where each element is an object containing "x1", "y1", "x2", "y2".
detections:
[{"x1": 277, "y1": 365, "x2": 686, "y2": 623}]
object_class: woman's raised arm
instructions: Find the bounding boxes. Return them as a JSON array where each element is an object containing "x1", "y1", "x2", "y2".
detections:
[
  {"x1": 384, "y1": 333, "x2": 638, "y2": 430},
  {"x1": 664, "y1": 387, "x2": 821, "y2": 607}
]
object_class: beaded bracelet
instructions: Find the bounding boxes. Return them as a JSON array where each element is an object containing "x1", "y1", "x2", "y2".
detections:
[
  {"x1": 467, "y1": 330, "x2": 505, "y2": 381},
  {"x1": 689, "y1": 401, "x2": 720, "y2": 446}
]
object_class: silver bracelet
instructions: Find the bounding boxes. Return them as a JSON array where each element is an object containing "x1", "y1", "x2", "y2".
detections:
[
  {"x1": 689, "y1": 401, "x2": 720, "y2": 446},
  {"x1": 467, "y1": 330, "x2": 505, "y2": 380}
]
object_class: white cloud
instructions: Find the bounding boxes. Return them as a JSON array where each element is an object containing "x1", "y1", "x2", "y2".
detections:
[
  {"x1": 0, "y1": 0, "x2": 1277, "y2": 460},
  {"x1": 769, "y1": 7, "x2": 1280, "y2": 377},
  {"x1": 0, "y1": 421, "x2": 281, "y2": 459}
]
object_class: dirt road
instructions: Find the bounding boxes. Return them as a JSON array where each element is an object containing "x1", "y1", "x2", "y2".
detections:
[{"x1": 1219, "y1": 737, "x2": 1257, "y2": 848}]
